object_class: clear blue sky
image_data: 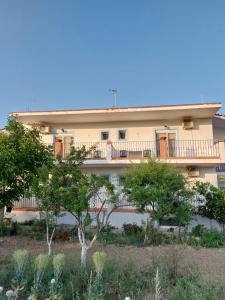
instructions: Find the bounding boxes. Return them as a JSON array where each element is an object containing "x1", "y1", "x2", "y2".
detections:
[{"x1": 1, "y1": 0, "x2": 225, "y2": 127}]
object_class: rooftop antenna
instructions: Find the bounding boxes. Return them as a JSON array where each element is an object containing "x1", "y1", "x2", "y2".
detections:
[{"x1": 109, "y1": 88, "x2": 118, "y2": 107}]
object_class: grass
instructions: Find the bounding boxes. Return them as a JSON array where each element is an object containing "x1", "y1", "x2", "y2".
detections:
[{"x1": 1, "y1": 243, "x2": 225, "y2": 300}]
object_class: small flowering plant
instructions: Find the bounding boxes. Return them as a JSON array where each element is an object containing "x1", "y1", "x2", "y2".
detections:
[
  {"x1": 47, "y1": 254, "x2": 65, "y2": 300},
  {"x1": 5, "y1": 290, "x2": 15, "y2": 300},
  {"x1": 87, "y1": 251, "x2": 107, "y2": 300},
  {"x1": 12, "y1": 249, "x2": 29, "y2": 288},
  {"x1": 29, "y1": 254, "x2": 49, "y2": 299}
]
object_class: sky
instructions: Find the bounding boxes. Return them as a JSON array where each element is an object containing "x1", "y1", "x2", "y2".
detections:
[{"x1": 0, "y1": 0, "x2": 225, "y2": 127}]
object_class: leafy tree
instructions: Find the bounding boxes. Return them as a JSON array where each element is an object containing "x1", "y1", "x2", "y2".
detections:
[
  {"x1": 39, "y1": 147, "x2": 118, "y2": 266},
  {"x1": 122, "y1": 161, "x2": 191, "y2": 231},
  {"x1": 31, "y1": 165, "x2": 62, "y2": 256},
  {"x1": 0, "y1": 117, "x2": 53, "y2": 215},
  {"x1": 193, "y1": 181, "x2": 225, "y2": 230}
]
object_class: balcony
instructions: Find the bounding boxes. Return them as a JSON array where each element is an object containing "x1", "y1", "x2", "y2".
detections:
[
  {"x1": 13, "y1": 192, "x2": 202, "y2": 211},
  {"x1": 52, "y1": 139, "x2": 220, "y2": 162}
]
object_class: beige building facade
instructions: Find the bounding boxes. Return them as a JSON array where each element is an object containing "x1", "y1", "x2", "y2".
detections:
[{"x1": 10, "y1": 101, "x2": 225, "y2": 227}]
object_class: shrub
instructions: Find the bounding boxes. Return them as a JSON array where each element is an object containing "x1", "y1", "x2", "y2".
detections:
[
  {"x1": 123, "y1": 223, "x2": 143, "y2": 236},
  {"x1": 199, "y1": 229, "x2": 225, "y2": 248},
  {"x1": 188, "y1": 228, "x2": 225, "y2": 248},
  {"x1": 191, "y1": 224, "x2": 205, "y2": 237},
  {"x1": 145, "y1": 223, "x2": 164, "y2": 246}
]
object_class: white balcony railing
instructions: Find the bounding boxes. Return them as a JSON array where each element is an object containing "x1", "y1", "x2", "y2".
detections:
[
  {"x1": 13, "y1": 193, "x2": 202, "y2": 211},
  {"x1": 52, "y1": 139, "x2": 220, "y2": 160}
]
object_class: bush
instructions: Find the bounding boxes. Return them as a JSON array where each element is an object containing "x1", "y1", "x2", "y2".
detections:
[
  {"x1": 188, "y1": 228, "x2": 225, "y2": 248},
  {"x1": 199, "y1": 229, "x2": 225, "y2": 248},
  {"x1": 191, "y1": 224, "x2": 205, "y2": 237},
  {"x1": 123, "y1": 223, "x2": 143, "y2": 236}
]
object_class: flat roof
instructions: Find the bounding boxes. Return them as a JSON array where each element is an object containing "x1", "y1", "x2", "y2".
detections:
[
  {"x1": 10, "y1": 101, "x2": 222, "y2": 124},
  {"x1": 10, "y1": 101, "x2": 221, "y2": 115}
]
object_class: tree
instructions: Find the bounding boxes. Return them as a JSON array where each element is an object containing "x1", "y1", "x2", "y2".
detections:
[
  {"x1": 0, "y1": 117, "x2": 53, "y2": 215},
  {"x1": 122, "y1": 161, "x2": 191, "y2": 230},
  {"x1": 193, "y1": 181, "x2": 225, "y2": 230},
  {"x1": 42, "y1": 147, "x2": 118, "y2": 266},
  {"x1": 31, "y1": 165, "x2": 62, "y2": 256}
]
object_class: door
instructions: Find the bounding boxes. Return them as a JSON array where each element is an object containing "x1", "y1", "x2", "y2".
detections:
[
  {"x1": 55, "y1": 135, "x2": 74, "y2": 158},
  {"x1": 156, "y1": 131, "x2": 176, "y2": 158}
]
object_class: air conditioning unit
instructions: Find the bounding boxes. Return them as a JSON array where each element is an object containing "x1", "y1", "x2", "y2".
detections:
[
  {"x1": 39, "y1": 124, "x2": 51, "y2": 134},
  {"x1": 183, "y1": 118, "x2": 194, "y2": 130},
  {"x1": 143, "y1": 149, "x2": 151, "y2": 157},
  {"x1": 120, "y1": 150, "x2": 128, "y2": 158},
  {"x1": 187, "y1": 166, "x2": 199, "y2": 177}
]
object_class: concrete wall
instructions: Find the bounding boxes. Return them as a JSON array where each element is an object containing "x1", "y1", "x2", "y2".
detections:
[
  {"x1": 48, "y1": 118, "x2": 213, "y2": 142},
  {"x1": 12, "y1": 210, "x2": 221, "y2": 232}
]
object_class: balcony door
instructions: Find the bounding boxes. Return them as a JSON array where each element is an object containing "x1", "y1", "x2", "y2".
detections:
[
  {"x1": 156, "y1": 130, "x2": 176, "y2": 158},
  {"x1": 55, "y1": 135, "x2": 74, "y2": 158}
]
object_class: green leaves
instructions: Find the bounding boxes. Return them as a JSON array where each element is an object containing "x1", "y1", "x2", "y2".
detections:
[
  {"x1": 123, "y1": 160, "x2": 191, "y2": 224},
  {"x1": 0, "y1": 117, "x2": 53, "y2": 208},
  {"x1": 193, "y1": 181, "x2": 225, "y2": 225}
]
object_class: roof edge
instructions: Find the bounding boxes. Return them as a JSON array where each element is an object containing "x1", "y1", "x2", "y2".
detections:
[{"x1": 9, "y1": 101, "x2": 222, "y2": 115}]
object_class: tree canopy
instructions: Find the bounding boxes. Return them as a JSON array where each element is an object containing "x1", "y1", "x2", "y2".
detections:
[
  {"x1": 0, "y1": 117, "x2": 53, "y2": 209},
  {"x1": 122, "y1": 160, "x2": 192, "y2": 224},
  {"x1": 193, "y1": 181, "x2": 225, "y2": 227}
]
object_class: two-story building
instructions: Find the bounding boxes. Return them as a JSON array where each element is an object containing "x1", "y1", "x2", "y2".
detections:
[{"x1": 10, "y1": 101, "x2": 225, "y2": 227}]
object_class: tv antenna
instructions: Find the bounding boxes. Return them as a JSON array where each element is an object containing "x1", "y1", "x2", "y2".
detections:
[{"x1": 109, "y1": 88, "x2": 118, "y2": 107}]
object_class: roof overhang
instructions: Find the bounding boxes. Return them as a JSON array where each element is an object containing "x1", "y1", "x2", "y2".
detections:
[{"x1": 10, "y1": 102, "x2": 222, "y2": 125}]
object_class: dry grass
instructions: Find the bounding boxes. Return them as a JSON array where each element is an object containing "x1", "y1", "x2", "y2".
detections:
[{"x1": 1, "y1": 236, "x2": 225, "y2": 283}]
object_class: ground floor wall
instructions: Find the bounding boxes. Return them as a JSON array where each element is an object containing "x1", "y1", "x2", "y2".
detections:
[
  {"x1": 83, "y1": 165, "x2": 219, "y2": 188},
  {"x1": 12, "y1": 210, "x2": 221, "y2": 232}
]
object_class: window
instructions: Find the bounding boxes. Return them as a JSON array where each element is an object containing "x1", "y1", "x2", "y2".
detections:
[
  {"x1": 101, "y1": 131, "x2": 109, "y2": 141},
  {"x1": 118, "y1": 130, "x2": 127, "y2": 140}
]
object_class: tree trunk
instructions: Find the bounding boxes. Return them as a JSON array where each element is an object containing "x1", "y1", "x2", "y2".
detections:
[
  {"x1": 46, "y1": 223, "x2": 55, "y2": 257},
  {"x1": 81, "y1": 244, "x2": 88, "y2": 267}
]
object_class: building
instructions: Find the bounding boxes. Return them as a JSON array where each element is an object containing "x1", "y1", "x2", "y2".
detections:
[{"x1": 10, "y1": 101, "x2": 225, "y2": 228}]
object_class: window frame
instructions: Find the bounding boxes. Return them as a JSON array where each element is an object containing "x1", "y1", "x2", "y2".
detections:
[
  {"x1": 117, "y1": 129, "x2": 127, "y2": 141},
  {"x1": 100, "y1": 130, "x2": 110, "y2": 141}
]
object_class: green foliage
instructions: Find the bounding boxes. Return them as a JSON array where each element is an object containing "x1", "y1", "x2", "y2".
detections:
[
  {"x1": 123, "y1": 161, "x2": 192, "y2": 225},
  {"x1": 30, "y1": 254, "x2": 49, "y2": 298},
  {"x1": 191, "y1": 224, "x2": 206, "y2": 237},
  {"x1": 1, "y1": 247, "x2": 225, "y2": 300},
  {"x1": 0, "y1": 117, "x2": 53, "y2": 209},
  {"x1": 188, "y1": 228, "x2": 225, "y2": 248},
  {"x1": 193, "y1": 181, "x2": 225, "y2": 226},
  {"x1": 123, "y1": 223, "x2": 143, "y2": 236},
  {"x1": 199, "y1": 229, "x2": 225, "y2": 247},
  {"x1": 169, "y1": 275, "x2": 224, "y2": 300},
  {"x1": 0, "y1": 219, "x2": 7, "y2": 236},
  {"x1": 92, "y1": 252, "x2": 107, "y2": 275}
]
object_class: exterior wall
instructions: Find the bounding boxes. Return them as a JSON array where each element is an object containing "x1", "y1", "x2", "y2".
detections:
[
  {"x1": 213, "y1": 126, "x2": 225, "y2": 140},
  {"x1": 83, "y1": 165, "x2": 218, "y2": 187},
  {"x1": 12, "y1": 210, "x2": 221, "y2": 231},
  {"x1": 49, "y1": 118, "x2": 214, "y2": 142}
]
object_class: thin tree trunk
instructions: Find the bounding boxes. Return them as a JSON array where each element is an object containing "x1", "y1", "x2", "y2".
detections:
[
  {"x1": 81, "y1": 244, "x2": 88, "y2": 267},
  {"x1": 46, "y1": 223, "x2": 55, "y2": 256}
]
